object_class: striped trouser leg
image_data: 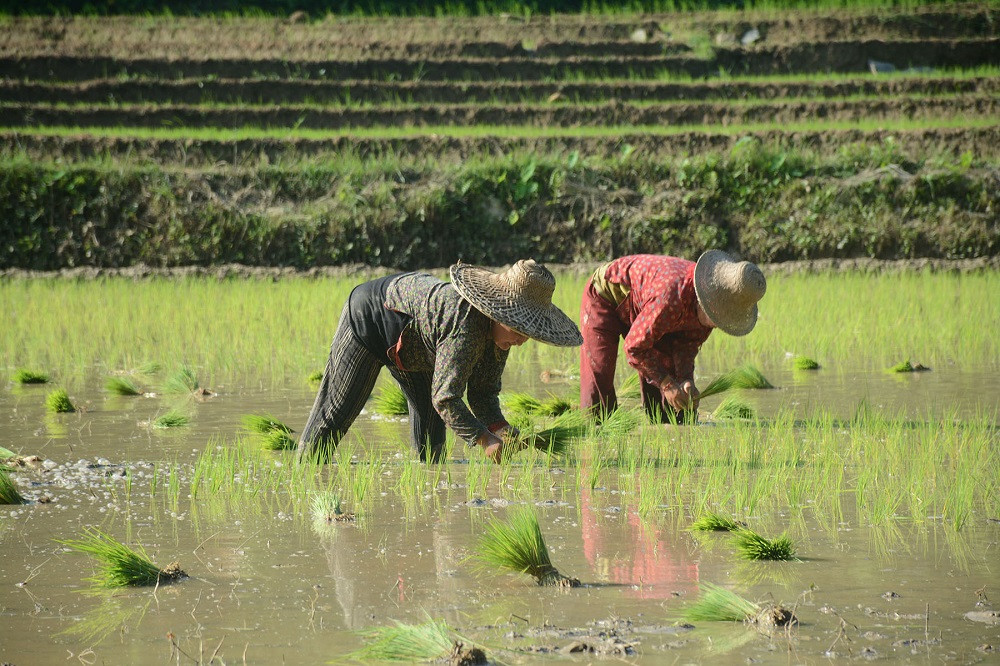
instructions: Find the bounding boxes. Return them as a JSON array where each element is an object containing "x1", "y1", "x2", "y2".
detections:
[
  {"x1": 387, "y1": 367, "x2": 446, "y2": 462},
  {"x1": 297, "y1": 303, "x2": 383, "y2": 462}
]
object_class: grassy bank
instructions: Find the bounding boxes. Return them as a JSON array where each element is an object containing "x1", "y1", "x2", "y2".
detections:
[{"x1": 1, "y1": 141, "x2": 996, "y2": 271}]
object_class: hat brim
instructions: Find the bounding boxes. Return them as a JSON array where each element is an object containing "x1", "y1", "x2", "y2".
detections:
[
  {"x1": 450, "y1": 264, "x2": 583, "y2": 347},
  {"x1": 694, "y1": 250, "x2": 759, "y2": 337}
]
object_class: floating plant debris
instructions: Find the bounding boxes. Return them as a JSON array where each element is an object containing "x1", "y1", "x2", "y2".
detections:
[
  {"x1": 105, "y1": 376, "x2": 142, "y2": 396},
  {"x1": 712, "y1": 396, "x2": 756, "y2": 420},
  {"x1": 681, "y1": 583, "x2": 796, "y2": 627},
  {"x1": 473, "y1": 506, "x2": 580, "y2": 587},
  {"x1": 45, "y1": 388, "x2": 75, "y2": 413},
  {"x1": 691, "y1": 512, "x2": 745, "y2": 532},
  {"x1": 152, "y1": 410, "x2": 190, "y2": 429},
  {"x1": 13, "y1": 369, "x2": 48, "y2": 384},
  {"x1": 888, "y1": 359, "x2": 930, "y2": 373},
  {"x1": 57, "y1": 528, "x2": 186, "y2": 588},
  {"x1": 733, "y1": 528, "x2": 798, "y2": 561},
  {"x1": 373, "y1": 382, "x2": 408, "y2": 416},
  {"x1": 791, "y1": 355, "x2": 820, "y2": 370},
  {"x1": 0, "y1": 469, "x2": 25, "y2": 504},
  {"x1": 349, "y1": 618, "x2": 486, "y2": 664}
]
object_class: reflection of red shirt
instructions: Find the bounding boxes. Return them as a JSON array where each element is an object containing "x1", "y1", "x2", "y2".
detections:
[
  {"x1": 580, "y1": 483, "x2": 699, "y2": 599},
  {"x1": 603, "y1": 255, "x2": 711, "y2": 385}
]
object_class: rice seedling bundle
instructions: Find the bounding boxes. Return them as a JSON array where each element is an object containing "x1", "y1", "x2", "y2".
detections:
[
  {"x1": 472, "y1": 506, "x2": 580, "y2": 587},
  {"x1": 13, "y1": 369, "x2": 48, "y2": 384},
  {"x1": 105, "y1": 375, "x2": 142, "y2": 396},
  {"x1": 791, "y1": 355, "x2": 820, "y2": 370},
  {"x1": 306, "y1": 370, "x2": 323, "y2": 384},
  {"x1": 527, "y1": 409, "x2": 591, "y2": 456},
  {"x1": 888, "y1": 359, "x2": 930, "y2": 373},
  {"x1": 311, "y1": 492, "x2": 355, "y2": 524},
  {"x1": 618, "y1": 372, "x2": 641, "y2": 400},
  {"x1": 680, "y1": 583, "x2": 796, "y2": 627},
  {"x1": 57, "y1": 527, "x2": 186, "y2": 587},
  {"x1": 712, "y1": 396, "x2": 756, "y2": 420},
  {"x1": 241, "y1": 413, "x2": 293, "y2": 435},
  {"x1": 0, "y1": 469, "x2": 25, "y2": 504},
  {"x1": 502, "y1": 391, "x2": 543, "y2": 415},
  {"x1": 135, "y1": 361, "x2": 161, "y2": 376},
  {"x1": 700, "y1": 364, "x2": 775, "y2": 400},
  {"x1": 373, "y1": 382, "x2": 408, "y2": 416},
  {"x1": 45, "y1": 388, "x2": 75, "y2": 413},
  {"x1": 261, "y1": 430, "x2": 297, "y2": 451},
  {"x1": 690, "y1": 512, "x2": 744, "y2": 532},
  {"x1": 349, "y1": 619, "x2": 485, "y2": 664},
  {"x1": 152, "y1": 410, "x2": 189, "y2": 428},
  {"x1": 596, "y1": 407, "x2": 644, "y2": 440},
  {"x1": 163, "y1": 365, "x2": 199, "y2": 394},
  {"x1": 733, "y1": 528, "x2": 797, "y2": 561}
]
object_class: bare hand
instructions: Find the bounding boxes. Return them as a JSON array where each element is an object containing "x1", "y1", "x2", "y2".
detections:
[{"x1": 660, "y1": 379, "x2": 699, "y2": 413}]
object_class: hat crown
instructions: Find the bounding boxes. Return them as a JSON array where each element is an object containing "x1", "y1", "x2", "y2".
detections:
[
  {"x1": 497, "y1": 259, "x2": 555, "y2": 307},
  {"x1": 718, "y1": 260, "x2": 766, "y2": 308}
]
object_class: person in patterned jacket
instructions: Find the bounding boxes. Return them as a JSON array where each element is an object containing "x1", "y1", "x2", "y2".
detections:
[
  {"x1": 579, "y1": 250, "x2": 766, "y2": 423},
  {"x1": 298, "y1": 259, "x2": 582, "y2": 463}
]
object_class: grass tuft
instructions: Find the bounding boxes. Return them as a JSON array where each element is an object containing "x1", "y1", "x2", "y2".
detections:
[
  {"x1": 163, "y1": 365, "x2": 199, "y2": 394},
  {"x1": 681, "y1": 583, "x2": 760, "y2": 622},
  {"x1": 13, "y1": 369, "x2": 49, "y2": 384},
  {"x1": 733, "y1": 528, "x2": 797, "y2": 561},
  {"x1": 241, "y1": 413, "x2": 293, "y2": 435},
  {"x1": 373, "y1": 382, "x2": 408, "y2": 416},
  {"x1": 472, "y1": 506, "x2": 579, "y2": 587},
  {"x1": 0, "y1": 469, "x2": 26, "y2": 504},
  {"x1": 700, "y1": 364, "x2": 775, "y2": 399},
  {"x1": 105, "y1": 375, "x2": 142, "y2": 396},
  {"x1": 45, "y1": 388, "x2": 75, "y2": 413},
  {"x1": 791, "y1": 355, "x2": 820, "y2": 370},
  {"x1": 690, "y1": 512, "x2": 744, "y2": 532},
  {"x1": 349, "y1": 618, "x2": 485, "y2": 663},
  {"x1": 712, "y1": 396, "x2": 756, "y2": 420},
  {"x1": 56, "y1": 527, "x2": 186, "y2": 587},
  {"x1": 152, "y1": 410, "x2": 189, "y2": 429}
]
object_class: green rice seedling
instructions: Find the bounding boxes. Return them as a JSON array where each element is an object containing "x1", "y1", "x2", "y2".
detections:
[
  {"x1": 261, "y1": 430, "x2": 296, "y2": 451},
  {"x1": 887, "y1": 359, "x2": 930, "y2": 373},
  {"x1": 57, "y1": 527, "x2": 186, "y2": 588},
  {"x1": 502, "y1": 391, "x2": 543, "y2": 415},
  {"x1": 348, "y1": 618, "x2": 485, "y2": 663},
  {"x1": 105, "y1": 375, "x2": 142, "y2": 396},
  {"x1": 472, "y1": 506, "x2": 580, "y2": 587},
  {"x1": 135, "y1": 361, "x2": 161, "y2": 376},
  {"x1": 163, "y1": 365, "x2": 199, "y2": 394},
  {"x1": 537, "y1": 395, "x2": 574, "y2": 417},
  {"x1": 13, "y1": 369, "x2": 48, "y2": 384},
  {"x1": 680, "y1": 583, "x2": 796, "y2": 626},
  {"x1": 618, "y1": 372, "x2": 641, "y2": 400},
  {"x1": 306, "y1": 370, "x2": 323, "y2": 384},
  {"x1": 45, "y1": 388, "x2": 75, "y2": 413},
  {"x1": 0, "y1": 469, "x2": 25, "y2": 504},
  {"x1": 700, "y1": 365, "x2": 775, "y2": 399},
  {"x1": 528, "y1": 409, "x2": 591, "y2": 456},
  {"x1": 791, "y1": 355, "x2": 820, "y2": 370},
  {"x1": 712, "y1": 396, "x2": 757, "y2": 420},
  {"x1": 690, "y1": 512, "x2": 744, "y2": 532},
  {"x1": 597, "y1": 407, "x2": 644, "y2": 440},
  {"x1": 733, "y1": 528, "x2": 797, "y2": 561},
  {"x1": 152, "y1": 410, "x2": 189, "y2": 429},
  {"x1": 373, "y1": 382, "x2": 408, "y2": 416},
  {"x1": 311, "y1": 492, "x2": 355, "y2": 524},
  {"x1": 241, "y1": 413, "x2": 293, "y2": 435}
]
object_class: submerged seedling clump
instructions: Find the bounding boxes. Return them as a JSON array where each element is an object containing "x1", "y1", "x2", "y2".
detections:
[
  {"x1": 733, "y1": 528, "x2": 797, "y2": 561},
  {"x1": 311, "y1": 492, "x2": 355, "y2": 524},
  {"x1": 373, "y1": 383, "x2": 408, "y2": 416},
  {"x1": 57, "y1": 528, "x2": 186, "y2": 588},
  {"x1": 691, "y1": 512, "x2": 744, "y2": 532},
  {"x1": 712, "y1": 396, "x2": 756, "y2": 420},
  {"x1": 681, "y1": 583, "x2": 796, "y2": 627},
  {"x1": 0, "y1": 469, "x2": 26, "y2": 504},
  {"x1": 306, "y1": 370, "x2": 323, "y2": 384},
  {"x1": 349, "y1": 618, "x2": 486, "y2": 664},
  {"x1": 152, "y1": 410, "x2": 190, "y2": 429},
  {"x1": 888, "y1": 359, "x2": 930, "y2": 373},
  {"x1": 472, "y1": 506, "x2": 580, "y2": 587},
  {"x1": 164, "y1": 365, "x2": 199, "y2": 394},
  {"x1": 791, "y1": 355, "x2": 820, "y2": 370},
  {"x1": 45, "y1": 388, "x2": 75, "y2": 413},
  {"x1": 105, "y1": 376, "x2": 142, "y2": 396},
  {"x1": 13, "y1": 369, "x2": 48, "y2": 384}
]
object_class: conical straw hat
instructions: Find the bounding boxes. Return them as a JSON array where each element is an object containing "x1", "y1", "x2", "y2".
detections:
[
  {"x1": 693, "y1": 250, "x2": 767, "y2": 337},
  {"x1": 450, "y1": 259, "x2": 582, "y2": 347}
]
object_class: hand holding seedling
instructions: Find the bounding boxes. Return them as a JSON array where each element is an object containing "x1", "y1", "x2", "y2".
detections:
[
  {"x1": 660, "y1": 378, "x2": 699, "y2": 413},
  {"x1": 479, "y1": 424, "x2": 524, "y2": 462}
]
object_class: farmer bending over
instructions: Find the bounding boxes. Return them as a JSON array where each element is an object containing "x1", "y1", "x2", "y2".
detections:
[
  {"x1": 298, "y1": 259, "x2": 582, "y2": 463},
  {"x1": 580, "y1": 250, "x2": 766, "y2": 423}
]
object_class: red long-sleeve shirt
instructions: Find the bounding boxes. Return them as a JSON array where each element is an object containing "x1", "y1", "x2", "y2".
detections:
[{"x1": 602, "y1": 255, "x2": 712, "y2": 385}]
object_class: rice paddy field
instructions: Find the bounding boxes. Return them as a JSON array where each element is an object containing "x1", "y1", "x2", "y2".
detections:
[{"x1": 2, "y1": 2, "x2": 1000, "y2": 664}]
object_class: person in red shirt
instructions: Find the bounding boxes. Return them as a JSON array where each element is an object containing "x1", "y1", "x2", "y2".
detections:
[{"x1": 579, "y1": 250, "x2": 766, "y2": 422}]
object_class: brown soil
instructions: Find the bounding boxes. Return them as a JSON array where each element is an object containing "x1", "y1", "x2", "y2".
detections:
[
  {"x1": 2, "y1": 38, "x2": 997, "y2": 82},
  {"x1": 3, "y1": 76, "x2": 996, "y2": 106},
  {"x1": 2, "y1": 96, "x2": 995, "y2": 130},
  {"x1": 4, "y1": 126, "x2": 998, "y2": 164},
  {"x1": 2, "y1": 6, "x2": 994, "y2": 59}
]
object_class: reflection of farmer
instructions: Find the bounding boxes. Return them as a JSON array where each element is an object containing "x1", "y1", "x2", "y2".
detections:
[
  {"x1": 580, "y1": 251, "x2": 766, "y2": 422},
  {"x1": 298, "y1": 260, "x2": 581, "y2": 463}
]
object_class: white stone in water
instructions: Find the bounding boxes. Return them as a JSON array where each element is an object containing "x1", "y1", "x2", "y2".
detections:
[
  {"x1": 42, "y1": 459, "x2": 58, "y2": 470},
  {"x1": 96, "y1": 458, "x2": 111, "y2": 466}
]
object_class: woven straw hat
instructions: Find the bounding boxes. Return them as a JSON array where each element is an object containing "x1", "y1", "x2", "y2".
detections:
[
  {"x1": 693, "y1": 250, "x2": 767, "y2": 337},
  {"x1": 450, "y1": 259, "x2": 582, "y2": 347}
]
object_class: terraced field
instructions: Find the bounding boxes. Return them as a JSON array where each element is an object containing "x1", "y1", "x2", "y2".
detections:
[{"x1": 1, "y1": 3, "x2": 998, "y2": 268}]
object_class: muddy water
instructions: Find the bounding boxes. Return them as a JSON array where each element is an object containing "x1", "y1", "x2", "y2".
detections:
[{"x1": 1, "y1": 364, "x2": 998, "y2": 664}]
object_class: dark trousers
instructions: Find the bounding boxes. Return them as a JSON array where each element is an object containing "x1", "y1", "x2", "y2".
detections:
[
  {"x1": 297, "y1": 302, "x2": 447, "y2": 462},
  {"x1": 579, "y1": 278, "x2": 686, "y2": 424}
]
